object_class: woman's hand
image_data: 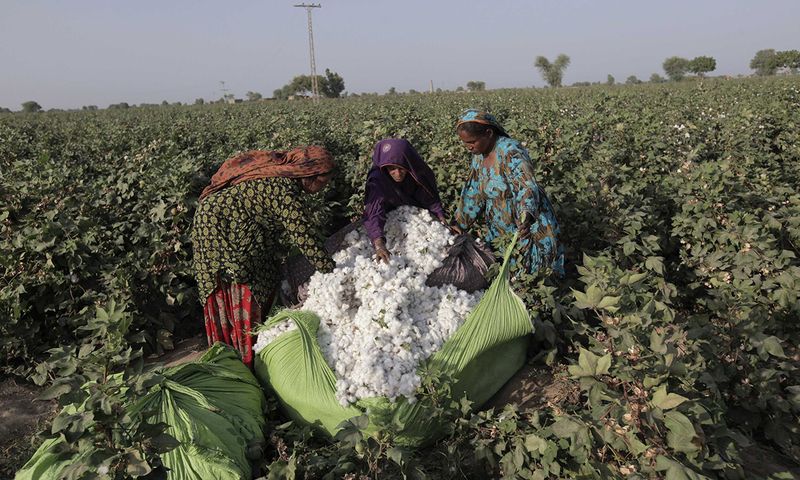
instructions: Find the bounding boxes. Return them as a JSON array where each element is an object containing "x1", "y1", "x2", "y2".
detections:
[
  {"x1": 441, "y1": 218, "x2": 464, "y2": 235},
  {"x1": 374, "y1": 239, "x2": 391, "y2": 263}
]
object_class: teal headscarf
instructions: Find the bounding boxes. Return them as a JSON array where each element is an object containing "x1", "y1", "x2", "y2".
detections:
[{"x1": 456, "y1": 109, "x2": 509, "y2": 137}]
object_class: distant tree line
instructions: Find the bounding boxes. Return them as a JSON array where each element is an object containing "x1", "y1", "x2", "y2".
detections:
[
  {"x1": 6, "y1": 50, "x2": 799, "y2": 112},
  {"x1": 544, "y1": 48, "x2": 798, "y2": 90}
]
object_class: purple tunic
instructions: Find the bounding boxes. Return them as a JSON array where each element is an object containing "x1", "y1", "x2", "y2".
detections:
[{"x1": 363, "y1": 139, "x2": 446, "y2": 246}]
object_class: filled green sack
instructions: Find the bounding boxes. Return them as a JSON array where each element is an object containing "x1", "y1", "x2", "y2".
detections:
[
  {"x1": 255, "y1": 235, "x2": 531, "y2": 447},
  {"x1": 16, "y1": 343, "x2": 266, "y2": 480}
]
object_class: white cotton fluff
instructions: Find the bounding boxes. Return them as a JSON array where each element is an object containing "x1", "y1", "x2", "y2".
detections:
[
  {"x1": 255, "y1": 206, "x2": 485, "y2": 407},
  {"x1": 253, "y1": 316, "x2": 298, "y2": 352}
]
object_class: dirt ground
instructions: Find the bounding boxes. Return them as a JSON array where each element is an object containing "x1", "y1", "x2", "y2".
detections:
[
  {"x1": 3, "y1": 340, "x2": 800, "y2": 479},
  {"x1": 0, "y1": 377, "x2": 57, "y2": 478},
  {"x1": 483, "y1": 363, "x2": 581, "y2": 412}
]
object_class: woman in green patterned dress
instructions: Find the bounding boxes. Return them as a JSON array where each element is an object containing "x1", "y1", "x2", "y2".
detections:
[{"x1": 192, "y1": 147, "x2": 336, "y2": 368}]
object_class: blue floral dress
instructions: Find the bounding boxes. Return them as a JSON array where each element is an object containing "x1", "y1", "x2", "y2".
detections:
[{"x1": 453, "y1": 136, "x2": 564, "y2": 276}]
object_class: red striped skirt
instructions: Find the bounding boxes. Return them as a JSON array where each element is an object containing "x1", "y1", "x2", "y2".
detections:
[{"x1": 203, "y1": 280, "x2": 273, "y2": 369}]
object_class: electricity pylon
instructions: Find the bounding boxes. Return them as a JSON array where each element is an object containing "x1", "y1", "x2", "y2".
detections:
[
  {"x1": 294, "y1": 4, "x2": 321, "y2": 101},
  {"x1": 219, "y1": 81, "x2": 228, "y2": 101}
]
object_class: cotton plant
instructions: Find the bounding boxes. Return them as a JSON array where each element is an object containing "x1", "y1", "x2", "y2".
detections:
[{"x1": 255, "y1": 206, "x2": 485, "y2": 407}]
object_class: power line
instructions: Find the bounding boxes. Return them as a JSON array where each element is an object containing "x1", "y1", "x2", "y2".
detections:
[
  {"x1": 264, "y1": 9, "x2": 302, "y2": 64},
  {"x1": 294, "y1": 3, "x2": 321, "y2": 101}
]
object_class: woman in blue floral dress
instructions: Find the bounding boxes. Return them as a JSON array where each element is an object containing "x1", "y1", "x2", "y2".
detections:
[{"x1": 451, "y1": 109, "x2": 564, "y2": 276}]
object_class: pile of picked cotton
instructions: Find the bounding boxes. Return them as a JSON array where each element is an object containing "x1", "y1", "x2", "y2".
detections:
[{"x1": 255, "y1": 206, "x2": 484, "y2": 407}]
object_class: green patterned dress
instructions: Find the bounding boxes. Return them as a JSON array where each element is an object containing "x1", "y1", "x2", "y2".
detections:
[{"x1": 191, "y1": 176, "x2": 335, "y2": 309}]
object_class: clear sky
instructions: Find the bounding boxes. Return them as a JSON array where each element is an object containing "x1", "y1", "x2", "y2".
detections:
[{"x1": 1, "y1": 0, "x2": 798, "y2": 110}]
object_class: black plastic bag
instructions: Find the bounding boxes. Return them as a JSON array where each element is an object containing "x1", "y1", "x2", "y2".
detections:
[{"x1": 426, "y1": 234, "x2": 496, "y2": 292}]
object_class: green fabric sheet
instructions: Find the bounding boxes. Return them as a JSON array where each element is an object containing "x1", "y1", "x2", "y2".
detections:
[{"x1": 16, "y1": 343, "x2": 266, "y2": 480}]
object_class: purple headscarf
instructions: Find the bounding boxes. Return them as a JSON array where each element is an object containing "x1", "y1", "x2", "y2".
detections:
[{"x1": 363, "y1": 139, "x2": 445, "y2": 246}]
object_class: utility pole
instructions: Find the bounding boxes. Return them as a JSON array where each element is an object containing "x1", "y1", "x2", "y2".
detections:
[
  {"x1": 294, "y1": 3, "x2": 321, "y2": 101},
  {"x1": 219, "y1": 81, "x2": 228, "y2": 101}
]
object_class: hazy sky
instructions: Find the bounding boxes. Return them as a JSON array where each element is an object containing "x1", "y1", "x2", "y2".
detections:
[{"x1": 2, "y1": 0, "x2": 798, "y2": 110}]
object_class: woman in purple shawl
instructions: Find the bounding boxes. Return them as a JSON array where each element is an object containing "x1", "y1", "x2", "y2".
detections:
[{"x1": 364, "y1": 139, "x2": 447, "y2": 262}]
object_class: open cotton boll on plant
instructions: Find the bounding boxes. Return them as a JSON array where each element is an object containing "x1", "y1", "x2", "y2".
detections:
[{"x1": 255, "y1": 206, "x2": 485, "y2": 407}]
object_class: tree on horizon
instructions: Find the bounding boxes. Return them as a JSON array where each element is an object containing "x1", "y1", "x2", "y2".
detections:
[
  {"x1": 768, "y1": 50, "x2": 800, "y2": 74},
  {"x1": 534, "y1": 54, "x2": 571, "y2": 88},
  {"x1": 688, "y1": 56, "x2": 717, "y2": 78},
  {"x1": 273, "y1": 69, "x2": 346, "y2": 99},
  {"x1": 663, "y1": 56, "x2": 689, "y2": 81},
  {"x1": 21, "y1": 101, "x2": 42, "y2": 113},
  {"x1": 750, "y1": 49, "x2": 777, "y2": 76}
]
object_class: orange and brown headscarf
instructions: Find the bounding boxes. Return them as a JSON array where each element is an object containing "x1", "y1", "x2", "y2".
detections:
[{"x1": 199, "y1": 146, "x2": 334, "y2": 201}]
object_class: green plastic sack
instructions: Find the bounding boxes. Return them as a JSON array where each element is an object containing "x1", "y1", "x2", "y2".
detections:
[
  {"x1": 16, "y1": 343, "x2": 266, "y2": 480},
  {"x1": 255, "y1": 235, "x2": 531, "y2": 447}
]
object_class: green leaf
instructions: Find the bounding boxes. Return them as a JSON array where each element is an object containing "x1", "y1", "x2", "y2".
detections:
[
  {"x1": 51, "y1": 412, "x2": 73, "y2": 434},
  {"x1": 578, "y1": 348, "x2": 599, "y2": 376},
  {"x1": 656, "y1": 455, "x2": 712, "y2": 480},
  {"x1": 63, "y1": 412, "x2": 94, "y2": 443},
  {"x1": 596, "y1": 296, "x2": 620, "y2": 312},
  {"x1": 623, "y1": 242, "x2": 636, "y2": 256},
  {"x1": 595, "y1": 353, "x2": 612, "y2": 376},
  {"x1": 149, "y1": 432, "x2": 182, "y2": 453},
  {"x1": 57, "y1": 463, "x2": 91, "y2": 480},
  {"x1": 650, "y1": 329, "x2": 665, "y2": 353},
  {"x1": 513, "y1": 444, "x2": 526, "y2": 471},
  {"x1": 78, "y1": 342, "x2": 95, "y2": 359},
  {"x1": 351, "y1": 414, "x2": 370, "y2": 430},
  {"x1": 664, "y1": 411, "x2": 695, "y2": 438},
  {"x1": 763, "y1": 336, "x2": 786, "y2": 358},
  {"x1": 567, "y1": 364, "x2": 587, "y2": 377},
  {"x1": 387, "y1": 446, "x2": 407, "y2": 467},
  {"x1": 661, "y1": 393, "x2": 689, "y2": 410},
  {"x1": 334, "y1": 415, "x2": 368, "y2": 445},
  {"x1": 629, "y1": 272, "x2": 648, "y2": 283},
  {"x1": 550, "y1": 417, "x2": 582, "y2": 438},
  {"x1": 125, "y1": 450, "x2": 153, "y2": 476},
  {"x1": 525, "y1": 434, "x2": 547, "y2": 454},
  {"x1": 267, "y1": 455, "x2": 297, "y2": 480},
  {"x1": 620, "y1": 272, "x2": 649, "y2": 285},
  {"x1": 652, "y1": 385, "x2": 689, "y2": 410},
  {"x1": 37, "y1": 383, "x2": 71, "y2": 401},
  {"x1": 645, "y1": 256, "x2": 664, "y2": 275},
  {"x1": 573, "y1": 285, "x2": 600, "y2": 309}
]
